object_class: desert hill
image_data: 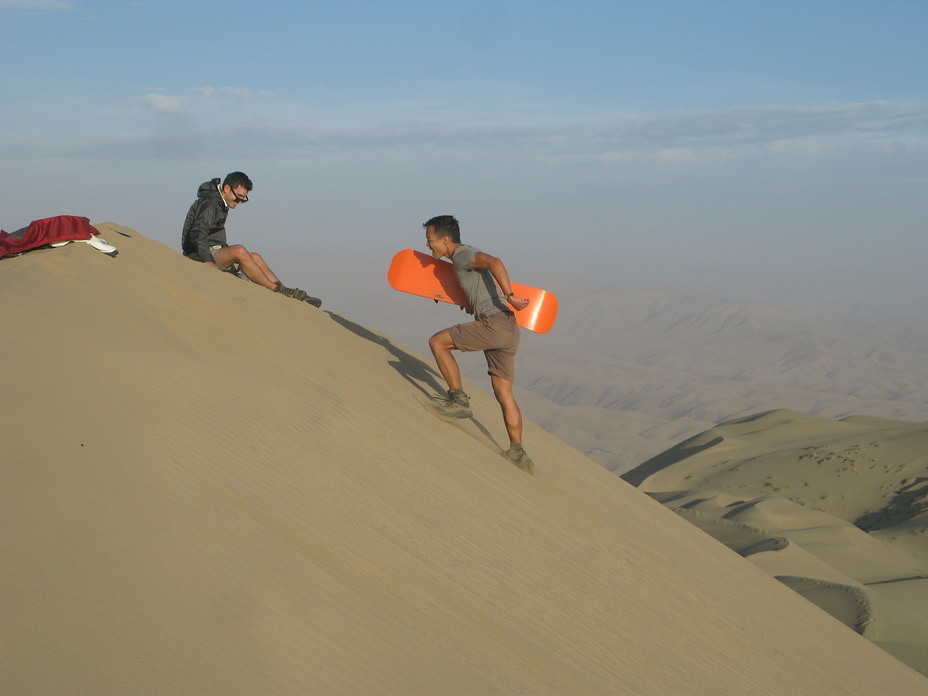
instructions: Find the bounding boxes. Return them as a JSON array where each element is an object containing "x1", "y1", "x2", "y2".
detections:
[
  {"x1": 625, "y1": 409, "x2": 928, "y2": 676},
  {"x1": 2, "y1": 225, "x2": 927, "y2": 695}
]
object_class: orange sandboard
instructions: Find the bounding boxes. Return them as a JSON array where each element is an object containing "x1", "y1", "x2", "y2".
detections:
[{"x1": 387, "y1": 249, "x2": 558, "y2": 334}]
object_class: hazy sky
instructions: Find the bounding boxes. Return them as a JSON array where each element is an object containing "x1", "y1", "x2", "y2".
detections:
[{"x1": 2, "y1": 0, "x2": 927, "y2": 307}]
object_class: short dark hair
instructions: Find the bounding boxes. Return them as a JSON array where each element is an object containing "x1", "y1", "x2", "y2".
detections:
[
  {"x1": 223, "y1": 171, "x2": 253, "y2": 192},
  {"x1": 424, "y1": 215, "x2": 460, "y2": 244}
]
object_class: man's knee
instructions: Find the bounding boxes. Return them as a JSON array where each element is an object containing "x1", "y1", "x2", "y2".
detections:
[
  {"x1": 429, "y1": 331, "x2": 453, "y2": 353},
  {"x1": 490, "y1": 374, "x2": 514, "y2": 399},
  {"x1": 221, "y1": 244, "x2": 249, "y2": 262}
]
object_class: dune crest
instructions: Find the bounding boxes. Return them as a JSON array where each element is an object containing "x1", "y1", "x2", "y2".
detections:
[{"x1": 2, "y1": 226, "x2": 927, "y2": 694}]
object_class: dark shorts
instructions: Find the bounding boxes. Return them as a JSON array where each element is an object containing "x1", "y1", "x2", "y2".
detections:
[{"x1": 448, "y1": 311, "x2": 520, "y2": 383}]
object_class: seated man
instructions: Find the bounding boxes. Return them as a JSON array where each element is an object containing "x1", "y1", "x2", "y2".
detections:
[{"x1": 181, "y1": 171, "x2": 320, "y2": 307}]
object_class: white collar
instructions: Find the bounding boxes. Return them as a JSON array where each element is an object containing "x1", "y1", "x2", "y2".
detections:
[{"x1": 216, "y1": 181, "x2": 230, "y2": 209}]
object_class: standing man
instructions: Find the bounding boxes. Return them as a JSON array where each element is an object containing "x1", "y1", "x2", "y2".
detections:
[
  {"x1": 181, "y1": 172, "x2": 321, "y2": 307},
  {"x1": 424, "y1": 215, "x2": 534, "y2": 474}
]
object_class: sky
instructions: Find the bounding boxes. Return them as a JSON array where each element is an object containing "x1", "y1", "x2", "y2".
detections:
[{"x1": 2, "y1": 0, "x2": 928, "y2": 309}]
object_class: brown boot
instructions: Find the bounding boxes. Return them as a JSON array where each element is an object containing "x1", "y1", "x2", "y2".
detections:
[
  {"x1": 429, "y1": 389, "x2": 472, "y2": 419},
  {"x1": 505, "y1": 446, "x2": 535, "y2": 474}
]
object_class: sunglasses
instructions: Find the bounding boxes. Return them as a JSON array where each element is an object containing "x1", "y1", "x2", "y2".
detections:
[{"x1": 230, "y1": 189, "x2": 249, "y2": 203}]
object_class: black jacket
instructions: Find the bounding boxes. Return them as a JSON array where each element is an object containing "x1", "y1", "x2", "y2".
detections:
[{"x1": 181, "y1": 178, "x2": 229, "y2": 262}]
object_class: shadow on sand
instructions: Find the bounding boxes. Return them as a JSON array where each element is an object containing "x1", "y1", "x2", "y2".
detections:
[{"x1": 328, "y1": 311, "x2": 504, "y2": 453}]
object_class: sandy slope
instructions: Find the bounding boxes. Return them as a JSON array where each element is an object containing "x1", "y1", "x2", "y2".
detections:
[
  {"x1": 2, "y1": 225, "x2": 927, "y2": 695},
  {"x1": 625, "y1": 409, "x2": 928, "y2": 676}
]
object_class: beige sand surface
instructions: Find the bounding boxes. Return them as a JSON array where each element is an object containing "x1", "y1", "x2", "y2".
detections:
[
  {"x1": 627, "y1": 409, "x2": 928, "y2": 676},
  {"x1": 2, "y1": 226, "x2": 927, "y2": 695}
]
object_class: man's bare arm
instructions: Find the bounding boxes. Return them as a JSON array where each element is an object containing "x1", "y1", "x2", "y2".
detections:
[{"x1": 471, "y1": 251, "x2": 530, "y2": 311}]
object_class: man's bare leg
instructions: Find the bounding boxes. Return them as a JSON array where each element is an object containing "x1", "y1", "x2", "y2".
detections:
[
  {"x1": 426, "y1": 329, "x2": 472, "y2": 416},
  {"x1": 211, "y1": 245, "x2": 320, "y2": 306},
  {"x1": 490, "y1": 373, "x2": 522, "y2": 445},
  {"x1": 249, "y1": 252, "x2": 281, "y2": 286},
  {"x1": 428, "y1": 329, "x2": 463, "y2": 390},
  {"x1": 214, "y1": 245, "x2": 277, "y2": 289},
  {"x1": 491, "y1": 373, "x2": 533, "y2": 473}
]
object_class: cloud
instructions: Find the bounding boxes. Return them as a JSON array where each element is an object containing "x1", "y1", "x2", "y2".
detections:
[
  {"x1": 0, "y1": 0, "x2": 74, "y2": 11},
  {"x1": 187, "y1": 86, "x2": 276, "y2": 101},
  {"x1": 219, "y1": 86, "x2": 251, "y2": 100},
  {"x1": 114, "y1": 88, "x2": 928, "y2": 162},
  {"x1": 602, "y1": 101, "x2": 928, "y2": 156},
  {"x1": 232, "y1": 100, "x2": 928, "y2": 162},
  {"x1": 137, "y1": 93, "x2": 187, "y2": 114},
  {"x1": 7, "y1": 96, "x2": 928, "y2": 169}
]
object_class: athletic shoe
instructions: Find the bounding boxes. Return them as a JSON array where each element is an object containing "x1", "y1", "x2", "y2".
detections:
[
  {"x1": 505, "y1": 446, "x2": 535, "y2": 474},
  {"x1": 303, "y1": 295, "x2": 322, "y2": 308},
  {"x1": 430, "y1": 389, "x2": 472, "y2": 419}
]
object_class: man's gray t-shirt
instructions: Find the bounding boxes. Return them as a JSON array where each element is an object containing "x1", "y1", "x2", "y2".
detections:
[{"x1": 451, "y1": 245, "x2": 510, "y2": 318}]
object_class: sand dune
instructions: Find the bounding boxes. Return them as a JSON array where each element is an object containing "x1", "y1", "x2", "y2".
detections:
[
  {"x1": 625, "y1": 409, "x2": 928, "y2": 676},
  {"x1": 2, "y1": 226, "x2": 927, "y2": 694}
]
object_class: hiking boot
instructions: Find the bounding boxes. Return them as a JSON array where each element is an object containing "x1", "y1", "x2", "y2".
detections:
[
  {"x1": 274, "y1": 283, "x2": 308, "y2": 302},
  {"x1": 505, "y1": 446, "x2": 535, "y2": 474},
  {"x1": 429, "y1": 389, "x2": 472, "y2": 419},
  {"x1": 302, "y1": 295, "x2": 322, "y2": 308}
]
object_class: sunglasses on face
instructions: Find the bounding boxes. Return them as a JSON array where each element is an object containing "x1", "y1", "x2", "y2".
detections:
[{"x1": 230, "y1": 189, "x2": 249, "y2": 203}]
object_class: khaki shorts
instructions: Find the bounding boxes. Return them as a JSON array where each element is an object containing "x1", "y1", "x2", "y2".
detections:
[
  {"x1": 209, "y1": 245, "x2": 239, "y2": 273},
  {"x1": 448, "y1": 311, "x2": 520, "y2": 383}
]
